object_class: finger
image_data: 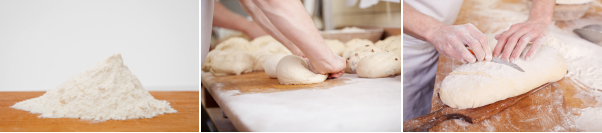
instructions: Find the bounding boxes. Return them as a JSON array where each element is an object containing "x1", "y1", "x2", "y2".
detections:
[
  {"x1": 464, "y1": 36, "x2": 486, "y2": 62},
  {"x1": 328, "y1": 70, "x2": 344, "y2": 79},
  {"x1": 525, "y1": 35, "x2": 545, "y2": 61},
  {"x1": 451, "y1": 39, "x2": 476, "y2": 63},
  {"x1": 510, "y1": 33, "x2": 536, "y2": 62},
  {"x1": 466, "y1": 24, "x2": 491, "y2": 61},
  {"x1": 442, "y1": 41, "x2": 467, "y2": 64},
  {"x1": 501, "y1": 28, "x2": 531, "y2": 62},
  {"x1": 493, "y1": 25, "x2": 522, "y2": 58}
]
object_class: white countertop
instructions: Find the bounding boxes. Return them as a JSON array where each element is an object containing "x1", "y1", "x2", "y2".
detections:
[{"x1": 201, "y1": 72, "x2": 401, "y2": 131}]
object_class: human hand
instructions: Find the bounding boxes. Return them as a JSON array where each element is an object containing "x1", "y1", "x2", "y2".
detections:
[
  {"x1": 493, "y1": 20, "x2": 549, "y2": 62},
  {"x1": 304, "y1": 55, "x2": 346, "y2": 79},
  {"x1": 426, "y1": 23, "x2": 491, "y2": 64}
]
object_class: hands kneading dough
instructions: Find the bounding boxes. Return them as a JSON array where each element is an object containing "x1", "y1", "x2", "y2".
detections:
[
  {"x1": 276, "y1": 55, "x2": 328, "y2": 85},
  {"x1": 440, "y1": 45, "x2": 567, "y2": 109}
]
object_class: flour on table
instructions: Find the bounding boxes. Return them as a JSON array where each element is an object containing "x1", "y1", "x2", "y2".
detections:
[
  {"x1": 11, "y1": 54, "x2": 177, "y2": 121},
  {"x1": 576, "y1": 107, "x2": 602, "y2": 131}
]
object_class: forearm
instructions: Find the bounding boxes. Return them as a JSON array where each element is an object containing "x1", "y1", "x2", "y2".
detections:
[
  {"x1": 402, "y1": 2, "x2": 446, "y2": 42},
  {"x1": 239, "y1": 0, "x2": 305, "y2": 56},
  {"x1": 528, "y1": 0, "x2": 555, "y2": 24},
  {"x1": 250, "y1": 0, "x2": 334, "y2": 63},
  {"x1": 213, "y1": 1, "x2": 258, "y2": 36}
]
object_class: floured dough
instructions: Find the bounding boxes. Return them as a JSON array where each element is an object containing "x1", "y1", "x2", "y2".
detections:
[
  {"x1": 210, "y1": 51, "x2": 254, "y2": 76},
  {"x1": 325, "y1": 39, "x2": 346, "y2": 56},
  {"x1": 263, "y1": 53, "x2": 288, "y2": 79},
  {"x1": 276, "y1": 55, "x2": 328, "y2": 85},
  {"x1": 252, "y1": 52, "x2": 273, "y2": 72},
  {"x1": 356, "y1": 52, "x2": 401, "y2": 78},
  {"x1": 440, "y1": 45, "x2": 567, "y2": 109}
]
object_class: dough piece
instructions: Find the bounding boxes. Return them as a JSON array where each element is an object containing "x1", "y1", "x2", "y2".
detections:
[
  {"x1": 439, "y1": 45, "x2": 567, "y2": 109},
  {"x1": 344, "y1": 46, "x2": 383, "y2": 73},
  {"x1": 342, "y1": 39, "x2": 374, "y2": 58},
  {"x1": 356, "y1": 52, "x2": 401, "y2": 78},
  {"x1": 210, "y1": 51, "x2": 254, "y2": 76},
  {"x1": 259, "y1": 42, "x2": 292, "y2": 55},
  {"x1": 276, "y1": 55, "x2": 328, "y2": 85},
  {"x1": 202, "y1": 50, "x2": 220, "y2": 72},
  {"x1": 250, "y1": 35, "x2": 277, "y2": 48},
  {"x1": 214, "y1": 37, "x2": 257, "y2": 53},
  {"x1": 325, "y1": 39, "x2": 346, "y2": 56},
  {"x1": 252, "y1": 52, "x2": 273, "y2": 72},
  {"x1": 263, "y1": 53, "x2": 288, "y2": 78}
]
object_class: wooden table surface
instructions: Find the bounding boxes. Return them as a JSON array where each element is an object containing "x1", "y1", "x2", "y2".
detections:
[{"x1": 0, "y1": 91, "x2": 199, "y2": 132}]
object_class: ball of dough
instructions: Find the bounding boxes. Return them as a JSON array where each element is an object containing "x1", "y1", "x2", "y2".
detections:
[
  {"x1": 342, "y1": 39, "x2": 375, "y2": 58},
  {"x1": 263, "y1": 53, "x2": 288, "y2": 79},
  {"x1": 210, "y1": 51, "x2": 254, "y2": 76},
  {"x1": 356, "y1": 52, "x2": 401, "y2": 78},
  {"x1": 214, "y1": 37, "x2": 257, "y2": 53},
  {"x1": 250, "y1": 35, "x2": 277, "y2": 48},
  {"x1": 344, "y1": 47, "x2": 383, "y2": 73},
  {"x1": 276, "y1": 55, "x2": 328, "y2": 85},
  {"x1": 324, "y1": 39, "x2": 346, "y2": 56}
]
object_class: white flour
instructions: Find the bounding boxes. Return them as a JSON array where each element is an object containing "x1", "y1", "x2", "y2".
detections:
[
  {"x1": 11, "y1": 54, "x2": 177, "y2": 121},
  {"x1": 575, "y1": 107, "x2": 602, "y2": 131}
]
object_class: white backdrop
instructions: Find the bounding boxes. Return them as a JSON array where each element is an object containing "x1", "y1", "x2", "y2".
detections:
[{"x1": 0, "y1": 0, "x2": 199, "y2": 91}]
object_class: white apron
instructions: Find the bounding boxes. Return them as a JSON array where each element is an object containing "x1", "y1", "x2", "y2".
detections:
[{"x1": 403, "y1": 0, "x2": 463, "y2": 121}]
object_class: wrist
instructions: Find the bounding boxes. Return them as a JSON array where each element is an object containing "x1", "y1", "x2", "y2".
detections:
[{"x1": 424, "y1": 23, "x2": 447, "y2": 43}]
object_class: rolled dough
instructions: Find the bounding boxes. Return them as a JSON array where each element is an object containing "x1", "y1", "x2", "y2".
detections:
[
  {"x1": 439, "y1": 45, "x2": 567, "y2": 109},
  {"x1": 263, "y1": 53, "x2": 288, "y2": 79},
  {"x1": 276, "y1": 55, "x2": 328, "y2": 85}
]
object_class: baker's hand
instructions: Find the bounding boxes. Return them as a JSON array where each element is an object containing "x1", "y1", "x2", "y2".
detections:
[
  {"x1": 304, "y1": 55, "x2": 346, "y2": 79},
  {"x1": 493, "y1": 20, "x2": 549, "y2": 62},
  {"x1": 426, "y1": 23, "x2": 491, "y2": 64}
]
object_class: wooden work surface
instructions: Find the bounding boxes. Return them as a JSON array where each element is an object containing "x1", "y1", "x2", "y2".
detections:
[
  {"x1": 201, "y1": 72, "x2": 401, "y2": 131},
  {"x1": 426, "y1": 0, "x2": 602, "y2": 131},
  {"x1": 0, "y1": 91, "x2": 199, "y2": 132}
]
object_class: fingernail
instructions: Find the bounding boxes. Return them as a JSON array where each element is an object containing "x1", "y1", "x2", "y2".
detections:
[
  {"x1": 497, "y1": 54, "x2": 502, "y2": 58},
  {"x1": 526, "y1": 56, "x2": 531, "y2": 61},
  {"x1": 510, "y1": 58, "x2": 515, "y2": 62}
]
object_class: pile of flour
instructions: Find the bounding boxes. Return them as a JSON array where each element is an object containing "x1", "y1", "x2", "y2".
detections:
[{"x1": 11, "y1": 54, "x2": 177, "y2": 121}]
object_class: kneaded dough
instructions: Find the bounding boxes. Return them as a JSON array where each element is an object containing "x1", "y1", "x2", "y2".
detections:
[
  {"x1": 250, "y1": 35, "x2": 277, "y2": 48},
  {"x1": 263, "y1": 53, "x2": 288, "y2": 78},
  {"x1": 356, "y1": 52, "x2": 401, "y2": 78},
  {"x1": 252, "y1": 52, "x2": 273, "y2": 72},
  {"x1": 202, "y1": 50, "x2": 220, "y2": 72},
  {"x1": 440, "y1": 45, "x2": 567, "y2": 109},
  {"x1": 276, "y1": 55, "x2": 328, "y2": 85},
  {"x1": 325, "y1": 39, "x2": 346, "y2": 56},
  {"x1": 210, "y1": 51, "x2": 254, "y2": 76},
  {"x1": 214, "y1": 37, "x2": 257, "y2": 53},
  {"x1": 342, "y1": 39, "x2": 374, "y2": 58},
  {"x1": 344, "y1": 46, "x2": 383, "y2": 73}
]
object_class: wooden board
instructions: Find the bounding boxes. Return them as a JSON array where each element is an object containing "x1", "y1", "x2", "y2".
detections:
[
  {"x1": 0, "y1": 91, "x2": 199, "y2": 132},
  {"x1": 428, "y1": 54, "x2": 598, "y2": 132}
]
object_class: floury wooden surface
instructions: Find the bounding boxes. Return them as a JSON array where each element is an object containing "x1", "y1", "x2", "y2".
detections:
[{"x1": 0, "y1": 91, "x2": 199, "y2": 132}]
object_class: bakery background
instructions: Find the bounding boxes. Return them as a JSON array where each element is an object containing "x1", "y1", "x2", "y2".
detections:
[
  {"x1": 201, "y1": 0, "x2": 401, "y2": 132},
  {"x1": 0, "y1": 0, "x2": 199, "y2": 91}
]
